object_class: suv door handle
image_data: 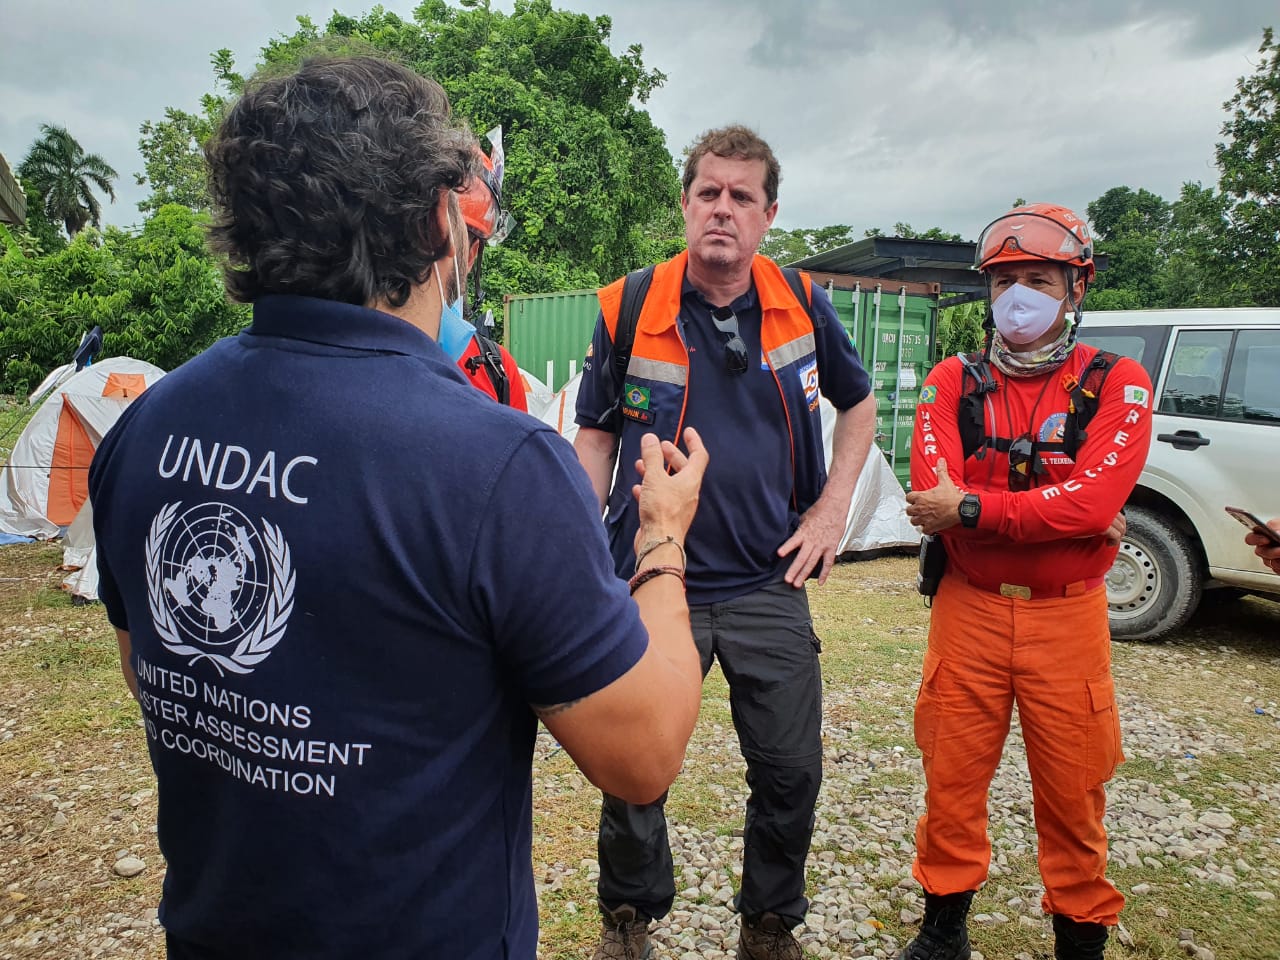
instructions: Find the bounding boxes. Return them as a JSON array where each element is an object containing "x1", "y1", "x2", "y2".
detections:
[{"x1": 1157, "y1": 430, "x2": 1211, "y2": 450}]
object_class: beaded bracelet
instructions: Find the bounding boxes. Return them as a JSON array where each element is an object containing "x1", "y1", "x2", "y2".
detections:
[
  {"x1": 634, "y1": 535, "x2": 686, "y2": 573},
  {"x1": 628, "y1": 564, "x2": 686, "y2": 595}
]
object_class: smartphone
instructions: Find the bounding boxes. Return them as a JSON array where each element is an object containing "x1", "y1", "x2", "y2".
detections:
[{"x1": 1224, "y1": 506, "x2": 1280, "y2": 545}]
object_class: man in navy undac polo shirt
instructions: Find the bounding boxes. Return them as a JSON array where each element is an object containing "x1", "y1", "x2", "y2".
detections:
[
  {"x1": 89, "y1": 55, "x2": 708, "y2": 960},
  {"x1": 574, "y1": 126, "x2": 877, "y2": 960}
]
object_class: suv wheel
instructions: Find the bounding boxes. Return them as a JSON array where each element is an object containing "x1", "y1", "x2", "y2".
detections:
[{"x1": 1107, "y1": 506, "x2": 1203, "y2": 641}]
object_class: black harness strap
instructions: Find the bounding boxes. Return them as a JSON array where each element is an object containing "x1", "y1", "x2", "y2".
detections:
[
  {"x1": 956, "y1": 349, "x2": 1121, "y2": 466},
  {"x1": 466, "y1": 333, "x2": 511, "y2": 406},
  {"x1": 611, "y1": 265, "x2": 656, "y2": 389},
  {"x1": 1062, "y1": 350, "x2": 1120, "y2": 460},
  {"x1": 780, "y1": 268, "x2": 820, "y2": 325},
  {"x1": 596, "y1": 265, "x2": 656, "y2": 429},
  {"x1": 957, "y1": 352, "x2": 1001, "y2": 461}
]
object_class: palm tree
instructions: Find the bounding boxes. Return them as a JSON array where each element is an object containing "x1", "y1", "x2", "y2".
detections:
[{"x1": 18, "y1": 124, "x2": 118, "y2": 237}]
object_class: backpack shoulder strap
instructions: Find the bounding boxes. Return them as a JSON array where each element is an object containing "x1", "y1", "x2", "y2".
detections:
[
  {"x1": 956, "y1": 351, "x2": 1005, "y2": 461},
  {"x1": 612, "y1": 265, "x2": 655, "y2": 388},
  {"x1": 472, "y1": 333, "x2": 511, "y2": 406},
  {"x1": 598, "y1": 265, "x2": 656, "y2": 431},
  {"x1": 1081, "y1": 349, "x2": 1122, "y2": 402},
  {"x1": 1062, "y1": 349, "x2": 1121, "y2": 459},
  {"x1": 780, "y1": 267, "x2": 822, "y2": 327}
]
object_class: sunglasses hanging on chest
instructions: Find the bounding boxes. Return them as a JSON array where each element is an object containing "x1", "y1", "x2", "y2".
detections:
[{"x1": 710, "y1": 306, "x2": 750, "y2": 375}]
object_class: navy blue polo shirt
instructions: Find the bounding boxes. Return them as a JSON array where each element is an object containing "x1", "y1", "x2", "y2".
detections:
[
  {"x1": 89, "y1": 295, "x2": 648, "y2": 960},
  {"x1": 576, "y1": 276, "x2": 869, "y2": 604}
]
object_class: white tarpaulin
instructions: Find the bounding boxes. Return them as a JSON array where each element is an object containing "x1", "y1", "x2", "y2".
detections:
[
  {"x1": 540, "y1": 373, "x2": 920, "y2": 554},
  {"x1": 61, "y1": 499, "x2": 99, "y2": 600},
  {"x1": 820, "y1": 397, "x2": 922, "y2": 554},
  {"x1": 517, "y1": 368, "x2": 556, "y2": 420}
]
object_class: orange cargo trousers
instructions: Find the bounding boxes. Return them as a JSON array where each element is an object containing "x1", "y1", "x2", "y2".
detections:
[{"x1": 911, "y1": 574, "x2": 1126, "y2": 925}]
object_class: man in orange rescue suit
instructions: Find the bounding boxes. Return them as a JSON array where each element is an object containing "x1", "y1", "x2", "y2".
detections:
[
  {"x1": 439, "y1": 125, "x2": 528, "y2": 411},
  {"x1": 574, "y1": 125, "x2": 876, "y2": 960},
  {"x1": 902, "y1": 203, "x2": 1152, "y2": 960}
]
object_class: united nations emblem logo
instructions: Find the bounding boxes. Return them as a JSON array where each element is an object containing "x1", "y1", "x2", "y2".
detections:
[{"x1": 146, "y1": 502, "x2": 295, "y2": 675}]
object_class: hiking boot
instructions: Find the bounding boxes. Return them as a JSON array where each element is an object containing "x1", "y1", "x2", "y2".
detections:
[
  {"x1": 897, "y1": 891, "x2": 974, "y2": 960},
  {"x1": 737, "y1": 912, "x2": 802, "y2": 960},
  {"x1": 592, "y1": 903, "x2": 654, "y2": 960},
  {"x1": 1052, "y1": 915, "x2": 1109, "y2": 960}
]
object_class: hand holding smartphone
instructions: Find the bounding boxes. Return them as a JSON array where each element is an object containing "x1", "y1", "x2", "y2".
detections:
[{"x1": 1225, "y1": 506, "x2": 1280, "y2": 546}]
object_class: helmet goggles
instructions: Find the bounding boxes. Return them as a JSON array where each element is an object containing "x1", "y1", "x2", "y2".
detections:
[
  {"x1": 976, "y1": 206, "x2": 1095, "y2": 281},
  {"x1": 458, "y1": 125, "x2": 515, "y2": 246}
]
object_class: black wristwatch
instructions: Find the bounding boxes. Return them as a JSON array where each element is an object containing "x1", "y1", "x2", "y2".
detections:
[{"x1": 958, "y1": 493, "x2": 982, "y2": 529}]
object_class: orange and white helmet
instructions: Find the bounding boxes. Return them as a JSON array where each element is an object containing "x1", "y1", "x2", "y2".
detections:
[
  {"x1": 458, "y1": 125, "x2": 514, "y2": 245},
  {"x1": 976, "y1": 203, "x2": 1095, "y2": 282}
]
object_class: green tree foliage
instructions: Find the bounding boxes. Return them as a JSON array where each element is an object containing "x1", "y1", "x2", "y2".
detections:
[
  {"x1": 136, "y1": 108, "x2": 217, "y2": 214},
  {"x1": 1160, "y1": 181, "x2": 1256, "y2": 307},
  {"x1": 0, "y1": 205, "x2": 248, "y2": 394},
  {"x1": 864, "y1": 223, "x2": 962, "y2": 241},
  {"x1": 1087, "y1": 186, "x2": 1171, "y2": 241},
  {"x1": 135, "y1": 50, "x2": 243, "y2": 215},
  {"x1": 1084, "y1": 187, "x2": 1172, "y2": 309},
  {"x1": 936, "y1": 301, "x2": 985, "y2": 361},
  {"x1": 18, "y1": 179, "x2": 67, "y2": 256},
  {"x1": 17, "y1": 124, "x2": 118, "y2": 238},
  {"x1": 759, "y1": 224, "x2": 856, "y2": 264},
  {"x1": 1212, "y1": 26, "x2": 1280, "y2": 304},
  {"x1": 139, "y1": 1, "x2": 682, "y2": 313}
]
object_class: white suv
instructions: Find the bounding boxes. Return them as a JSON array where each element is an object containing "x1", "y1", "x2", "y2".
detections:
[{"x1": 1076, "y1": 308, "x2": 1280, "y2": 640}]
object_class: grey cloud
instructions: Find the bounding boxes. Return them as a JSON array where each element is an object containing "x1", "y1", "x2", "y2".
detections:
[
  {"x1": 0, "y1": 0, "x2": 337, "y2": 221},
  {"x1": 0, "y1": 0, "x2": 1268, "y2": 239},
  {"x1": 738, "y1": 0, "x2": 1274, "y2": 67}
]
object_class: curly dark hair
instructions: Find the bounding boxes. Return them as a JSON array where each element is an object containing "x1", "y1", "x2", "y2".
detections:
[
  {"x1": 683, "y1": 125, "x2": 781, "y2": 207},
  {"x1": 205, "y1": 55, "x2": 475, "y2": 307}
]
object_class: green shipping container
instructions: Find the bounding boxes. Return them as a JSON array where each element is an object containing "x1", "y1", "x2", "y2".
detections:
[
  {"x1": 504, "y1": 289, "x2": 600, "y2": 392},
  {"x1": 505, "y1": 275, "x2": 939, "y2": 490},
  {"x1": 815, "y1": 277, "x2": 938, "y2": 490}
]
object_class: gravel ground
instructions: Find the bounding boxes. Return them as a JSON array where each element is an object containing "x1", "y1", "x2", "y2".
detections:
[
  {"x1": 3, "y1": 558, "x2": 1278, "y2": 959},
  {"x1": 566, "y1": 666, "x2": 1280, "y2": 960},
  {"x1": 529, "y1": 569, "x2": 1280, "y2": 960}
]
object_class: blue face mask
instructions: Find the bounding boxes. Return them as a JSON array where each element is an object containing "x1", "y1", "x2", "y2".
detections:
[
  {"x1": 436, "y1": 295, "x2": 474, "y2": 363},
  {"x1": 432, "y1": 224, "x2": 474, "y2": 362}
]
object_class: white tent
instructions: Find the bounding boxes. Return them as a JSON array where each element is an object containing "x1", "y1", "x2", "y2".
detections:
[
  {"x1": 0, "y1": 357, "x2": 166, "y2": 599},
  {"x1": 540, "y1": 373, "x2": 920, "y2": 555}
]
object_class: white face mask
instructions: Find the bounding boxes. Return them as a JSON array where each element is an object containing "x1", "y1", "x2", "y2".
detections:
[{"x1": 992, "y1": 282, "x2": 1065, "y2": 345}]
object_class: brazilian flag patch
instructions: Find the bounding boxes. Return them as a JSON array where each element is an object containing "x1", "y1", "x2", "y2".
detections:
[{"x1": 624, "y1": 383, "x2": 650, "y2": 410}]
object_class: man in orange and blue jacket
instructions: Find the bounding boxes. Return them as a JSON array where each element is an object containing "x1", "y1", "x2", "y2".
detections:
[{"x1": 574, "y1": 125, "x2": 876, "y2": 960}]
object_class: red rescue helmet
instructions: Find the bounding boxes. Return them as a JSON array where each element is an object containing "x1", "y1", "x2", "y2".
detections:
[
  {"x1": 458, "y1": 125, "x2": 514, "y2": 244},
  {"x1": 975, "y1": 203, "x2": 1095, "y2": 282}
]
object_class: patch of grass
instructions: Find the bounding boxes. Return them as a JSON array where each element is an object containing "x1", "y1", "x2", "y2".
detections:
[
  {"x1": 29, "y1": 586, "x2": 74, "y2": 609},
  {"x1": 1108, "y1": 878, "x2": 1280, "y2": 959},
  {"x1": 0, "y1": 394, "x2": 39, "y2": 462}
]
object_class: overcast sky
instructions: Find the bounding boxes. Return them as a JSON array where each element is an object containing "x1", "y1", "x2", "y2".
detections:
[{"x1": 1, "y1": 0, "x2": 1274, "y2": 240}]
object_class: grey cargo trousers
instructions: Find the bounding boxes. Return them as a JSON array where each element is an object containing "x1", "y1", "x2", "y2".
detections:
[{"x1": 597, "y1": 580, "x2": 823, "y2": 927}]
